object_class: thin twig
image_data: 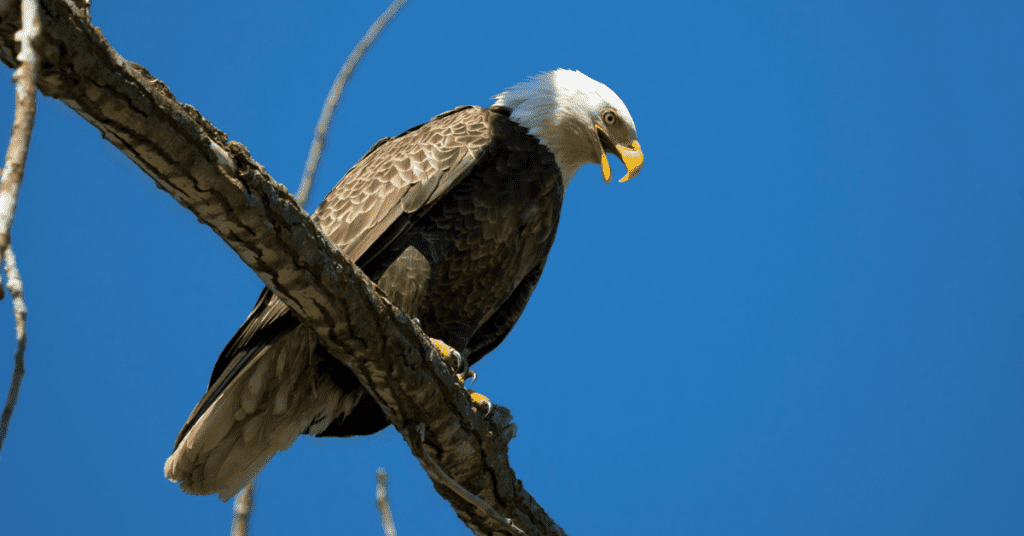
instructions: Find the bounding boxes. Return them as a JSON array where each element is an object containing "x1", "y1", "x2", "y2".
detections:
[
  {"x1": 376, "y1": 468, "x2": 398, "y2": 536},
  {"x1": 295, "y1": 0, "x2": 408, "y2": 208},
  {"x1": 0, "y1": 0, "x2": 39, "y2": 455},
  {"x1": 0, "y1": 247, "x2": 26, "y2": 453},
  {"x1": 230, "y1": 480, "x2": 255, "y2": 536}
]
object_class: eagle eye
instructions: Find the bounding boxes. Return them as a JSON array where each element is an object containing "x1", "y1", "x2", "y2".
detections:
[{"x1": 603, "y1": 110, "x2": 617, "y2": 125}]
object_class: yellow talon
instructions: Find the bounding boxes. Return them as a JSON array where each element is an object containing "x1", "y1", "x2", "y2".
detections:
[
  {"x1": 468, "y1": 391, "x2": 490, "y2": 405},
  {"x1": 419, "y1": 327, "x2": 490, "y2": 413},
  {"x1": 428, "y1": 337, "x2": 458, "y2": 359},
  {"x1": 426, "y1": 336, "x2": 467, "y2": 375},
  {"x1": 467, "y1": 389, "x2": 493, "y2": 416}
]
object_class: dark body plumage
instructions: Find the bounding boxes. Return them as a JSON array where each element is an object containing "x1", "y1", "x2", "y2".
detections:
[{"x1": 166, "y1": 105, "x2": 564, "y2": 496}]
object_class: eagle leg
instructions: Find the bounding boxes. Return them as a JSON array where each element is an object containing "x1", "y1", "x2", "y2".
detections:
[
  {"x1": 432, "y1": 340, "x2": 492, "y2": 415},
  {"x1": 411, "y1": 318, "x2": 491, "y2": 416}
]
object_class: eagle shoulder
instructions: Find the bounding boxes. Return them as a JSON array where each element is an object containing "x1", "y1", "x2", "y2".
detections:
[{"x1": 311, "y1": 106, "x2": 498, "y2": 265}]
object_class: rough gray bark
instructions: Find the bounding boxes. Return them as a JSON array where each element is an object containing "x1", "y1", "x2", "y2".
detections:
[{"x1": 0, "y1": 2, "x2": 565, "y2": 535}]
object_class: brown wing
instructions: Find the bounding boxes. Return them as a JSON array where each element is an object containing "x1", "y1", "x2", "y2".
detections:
[
  {"x1": 313, "y1": 105, "x2": 492, "y2": 264},
  {"x1": 165, "y1": 107, "x2": 503, "y2": 498}
]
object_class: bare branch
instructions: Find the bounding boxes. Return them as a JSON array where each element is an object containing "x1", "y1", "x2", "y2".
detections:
[
  {"x1": 295, "y1": 0, "x2": 408, "y2": 208},
  {"x1": 376, "y1": 469, "x2": 398, "y2": 536},
  {"x1": 230, "y1": 480, "x2": 255, "y2": 536},
  {"x1": 0, "y1": 245, "x2": 26, "y2": 452},
  {"x1": 0, "y1": 2, "x2": 566, "y2": 533},
  {"x1": 0, "y1": 0, "x2": 38, "y2": 454}
]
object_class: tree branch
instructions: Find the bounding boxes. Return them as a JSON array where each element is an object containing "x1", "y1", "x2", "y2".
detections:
[
  {"x1": 296, "y1": 0, "x2": 407, "y2": 208},
  {"x1": 376, "y1": 468, "x2": 398, "y2": 536},
  {"x1": 0, "y1": 0, "x2": 38, "y2": 455},
  {"x1": 0, "y1": 2, "x2": 566, "y2": 534},
  {"x1": 230, "y1": 480, "x2": 254, "y2": 536}
]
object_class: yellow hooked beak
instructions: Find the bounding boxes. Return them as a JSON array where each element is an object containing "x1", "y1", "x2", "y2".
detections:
[{"x1": 595, "y1": 125, "x2": 644, "y2": 183}]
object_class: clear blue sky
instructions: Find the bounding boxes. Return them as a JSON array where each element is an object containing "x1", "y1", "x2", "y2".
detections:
[{"x1": 1, "y1": 0, "x2": 1022, "y2": 534}]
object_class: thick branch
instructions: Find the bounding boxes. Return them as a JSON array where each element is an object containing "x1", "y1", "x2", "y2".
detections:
[{"x1": 0, "y1": 2, "x2": 565, "y2": 535}]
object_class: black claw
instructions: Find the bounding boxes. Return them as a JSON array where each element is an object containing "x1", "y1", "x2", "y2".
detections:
[
  {"x1": 452, "y1": 350, "x2": 468, "y2": 375},
  {"x1": 412, "y1": 317, "x2": 422, "y2": 328},
  {"x1": 482, "y1": 398, "x2": 494, "y2": 417},
  {"x1": 463, "y1": 370, "x2": 478, "y2": 386}
]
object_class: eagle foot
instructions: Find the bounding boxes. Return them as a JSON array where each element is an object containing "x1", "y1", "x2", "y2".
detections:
[
  {"x1": 412, "y1": 318, "x2": 468, "y2": 375},
  {"x1": 458, "y1": 368, "x2": 490, "y2": 416},
  {"x1": 427, "y1": 337, "x2": 466, "y2": 375},
  {"x1": 411, "y1": 318, "x2": 489, "y2": 416},
  {"x1": 467, "y1": 389, "x2": 493, "y2": 416}
]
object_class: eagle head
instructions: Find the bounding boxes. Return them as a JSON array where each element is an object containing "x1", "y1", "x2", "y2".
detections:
[{"x1": 493, "y1": 69, "x2": 643, "y2": 188}]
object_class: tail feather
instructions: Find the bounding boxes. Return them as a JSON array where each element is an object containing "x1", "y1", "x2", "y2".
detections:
[{"x1": 164, "y1": 327, "x2": 359, "y2": 501}]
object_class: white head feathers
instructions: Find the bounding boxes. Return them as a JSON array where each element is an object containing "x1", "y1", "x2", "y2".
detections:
[{"x1": 493, "y1": 69, "x2": 640, "y2": 188}]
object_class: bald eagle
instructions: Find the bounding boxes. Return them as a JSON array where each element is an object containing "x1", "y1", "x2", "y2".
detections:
[{"x1": 164, "y1": 69, "x2": 643, "y2": 500}]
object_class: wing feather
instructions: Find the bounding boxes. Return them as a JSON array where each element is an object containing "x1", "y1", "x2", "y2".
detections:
[{"x1": 314, "y1": 106, "x2": 491, "y2": 264}]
